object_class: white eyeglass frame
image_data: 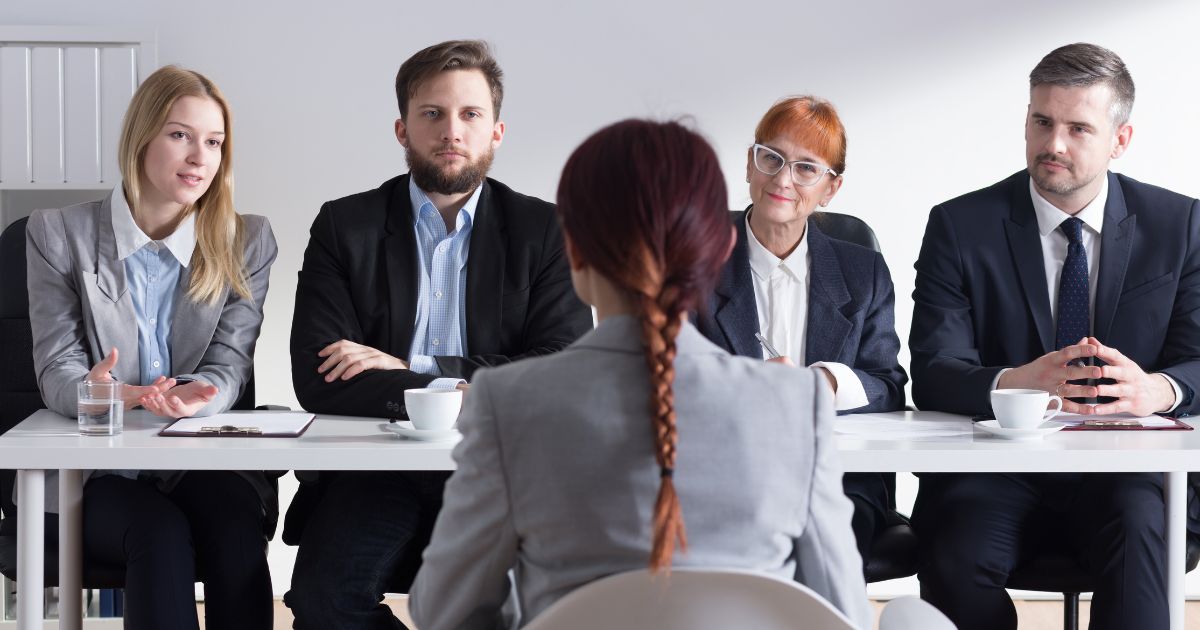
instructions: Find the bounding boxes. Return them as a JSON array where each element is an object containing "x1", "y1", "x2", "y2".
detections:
[{"x1": 750, "y1": 143, "x2": 839, "y2": 187}]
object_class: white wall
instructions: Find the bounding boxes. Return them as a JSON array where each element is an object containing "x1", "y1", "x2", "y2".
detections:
[{"x1": 5, "y1": 0, "x2": 1200, "y2": 599}]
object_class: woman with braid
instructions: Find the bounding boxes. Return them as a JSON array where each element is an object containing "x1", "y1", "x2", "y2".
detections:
[{"x1": 410, "y1": 119, "x2": 870, "y2": 629}]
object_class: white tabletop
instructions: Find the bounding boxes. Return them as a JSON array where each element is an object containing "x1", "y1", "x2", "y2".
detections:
[
  {"x1": 2, "y1": 407, "x2": 1196, "y2": 630},
  {"x1": 836, "y1": 411, "x2": 1200, "y2": 472},
  {"x1": 3, "y1": 409, "x2": 1197, "y2": 473},
  {"x1": 0, "y1": 409, "x2": 459, "y2": 470}
]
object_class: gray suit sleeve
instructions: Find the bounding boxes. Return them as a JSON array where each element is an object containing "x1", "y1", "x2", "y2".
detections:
[
  {"x1": 794, "y1": 374, "x2": 872, "y2": 629},
  {"x1": 410, "y1": 371, "x2": 518, "y2": 630},
  {"x1": 26, "y1": 208, "x2": 92, "y2": 417},
  {"x1": 175, "y1": 216, "x2": 278, "y2": 415}
]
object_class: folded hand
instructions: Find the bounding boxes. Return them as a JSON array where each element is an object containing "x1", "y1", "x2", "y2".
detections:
[
  {"x1": 996, "y1": 339, "x2": 1101, "y2": 414},
  {"x1": 318, "y1": 340, "x2": 409, "y2": 382}
]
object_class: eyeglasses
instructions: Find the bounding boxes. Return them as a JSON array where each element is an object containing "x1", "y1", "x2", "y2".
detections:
[{"x1": 751, "y1": 144, "x2": 838, "y2": 187}]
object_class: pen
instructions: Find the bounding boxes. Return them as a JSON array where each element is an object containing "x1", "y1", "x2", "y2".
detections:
[{"x1": 755, "y1": 332, "x2": 782, "y2": 359}]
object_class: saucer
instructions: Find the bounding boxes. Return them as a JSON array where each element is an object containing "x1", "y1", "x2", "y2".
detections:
[
  {"x1": 976, "y1": 419, "x2": 1065, "y2": 441},
  {"x1": 382, "y1": 421, "x2": 460, "y2": 442}
]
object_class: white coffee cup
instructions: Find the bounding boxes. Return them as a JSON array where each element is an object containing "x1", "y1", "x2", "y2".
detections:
[
  {"x1": 404, "y1": 388, "x2": 463, "y2": 431},
  {"x1": 990, "y1": 389, "x2": 1063, "y2": 429}
]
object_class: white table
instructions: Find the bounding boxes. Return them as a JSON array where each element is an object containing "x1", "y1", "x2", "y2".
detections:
[
  {"x1": 1, "y1": 409, "x2": 1196, "y2": 629},
  {"x1": 1, "y1": 409, "x2": 458, "y2": 630}
]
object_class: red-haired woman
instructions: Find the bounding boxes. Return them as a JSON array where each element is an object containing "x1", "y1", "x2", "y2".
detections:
[
  {"x1": 695, "y1": 96, "x2": 908, "y2": 571},
  {"x1": 409, "y1": 119, "x2": 870, "y2": 629}
]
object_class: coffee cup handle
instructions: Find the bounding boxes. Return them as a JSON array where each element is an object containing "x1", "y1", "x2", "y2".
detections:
[{"x1": 1044, "y1": 395, "x2": 1064, "y2": 421}]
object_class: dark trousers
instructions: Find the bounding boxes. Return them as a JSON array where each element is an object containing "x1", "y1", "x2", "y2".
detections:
[
  {"x1": 285, "y1": 471, "x2": 451, "y2": 630},
  {"x1": 843, "y1": 472, "x2": 892, "y2": 570},
  {"x1": 61, "y1": 472, "x2": 272, "y2": 630},
  {"x1": 913, "y1": 473, "x2": 1167, "y2": 630}
]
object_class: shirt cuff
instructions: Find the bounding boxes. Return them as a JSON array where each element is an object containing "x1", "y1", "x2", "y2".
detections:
[
  {"x1": 810, "y1": 361, "x2": 868, "y2": 411},
  {"x1": 990, "y1": 368, "x2": 1011, "y2": 393},
  {"x1": 1157, "y1": 373, "x2": 1183, "y2": 414},
  {"x1": 408, "y1": 354, "x2": 441, "y2": 376},
  {"x1": 426, "y1": 377, "x2": 466, "y2": 390}
]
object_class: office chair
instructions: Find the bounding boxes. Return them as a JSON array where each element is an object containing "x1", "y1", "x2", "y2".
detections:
[
  {"x1": 1006, "y1": 527, "x2": 1200, "y2": 630},
  {"x1": 522, "y1": 567, "x2": 955, "y2": 630},
  {"x1": 802, "y1": 210, "x2": 920, "y2": 584}
]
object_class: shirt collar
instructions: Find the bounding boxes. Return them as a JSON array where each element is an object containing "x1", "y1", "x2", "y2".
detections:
[
  {"x1": 110, "y1": 180, "x2": 197, "y2": 267},
  {"x1": 745, "y1": 211, "x2": 808, "y2": 282},
  {"x1": 408, "y1": 176, "x2": 482, "y2": 233},
  {"x1": 1030, "y1": 175, "x2": 1107, "y2": 238}
]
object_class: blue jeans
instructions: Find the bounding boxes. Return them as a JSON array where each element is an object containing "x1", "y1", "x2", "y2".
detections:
[{"x1": 285, "y1": 471, "x2": 451, "y2": 630}]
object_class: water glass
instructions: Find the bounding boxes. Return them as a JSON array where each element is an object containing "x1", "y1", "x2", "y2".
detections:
[{"x1": 77, "y1": 381, "x2": 123, "y2": 436}]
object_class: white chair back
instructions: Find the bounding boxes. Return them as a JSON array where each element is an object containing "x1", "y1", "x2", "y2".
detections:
[
  {"x1": 522, "y1": 567, "x2": 856, "y2": 630},
  {"x1": 878, "y1": 595, "x2": 957, "y2": 630}
]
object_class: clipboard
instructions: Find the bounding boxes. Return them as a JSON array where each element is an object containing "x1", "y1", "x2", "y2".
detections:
[
  {"x1": 972, "y1": 413, "x2": 1193, "y2": 431},
  {"x1": 1061, "y1": 417, "x2": 1193, "y2": 431},
  {"x1": 158, "y1": 412, "x2": 315, "y2": 437}
]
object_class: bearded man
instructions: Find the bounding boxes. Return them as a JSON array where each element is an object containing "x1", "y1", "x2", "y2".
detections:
[{"x1": 283, "y1": 40, "x2": 592, "y2": 630}]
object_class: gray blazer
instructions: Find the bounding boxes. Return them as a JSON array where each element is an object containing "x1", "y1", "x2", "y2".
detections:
[
  {"x1": 24, "y1": 195, "x2": 277, "y2": 513},
  {"x1": 410, "y1": 316, "x2": 871, "y2": 630}
]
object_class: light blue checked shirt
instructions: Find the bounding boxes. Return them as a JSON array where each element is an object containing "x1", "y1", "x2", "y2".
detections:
[
  {"x1": 407, "y1": 178, "x2": 480, "y2": 389},
  {"x1": 104, "y1": 182, "x2": 195, "y2": 480},
  {"x1": 111, "y1": 182, "x2": 195, "y2": 387}
]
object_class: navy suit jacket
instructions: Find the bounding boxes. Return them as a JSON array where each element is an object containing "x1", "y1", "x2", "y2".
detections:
[
  {"x1": 910, "y1": 170, "x2": 1200, "y2": 416},
  {"x1": 695, "y1": 211, "x2": 907, "y2": 414}
]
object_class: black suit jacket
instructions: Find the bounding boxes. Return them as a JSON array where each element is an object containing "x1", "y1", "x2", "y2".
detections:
[
  {"x1": 290, "y1": 174, "x2": 593, "y2": 418},
  {"x1": 910, "y1": 170, "x2": 1200, "y2": 416},
  {"x1": 696, "y1": 211, "x2": 907, "y2": 414}
]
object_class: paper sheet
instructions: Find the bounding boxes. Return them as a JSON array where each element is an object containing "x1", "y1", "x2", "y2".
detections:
[{"x1": 834, "y1": 415, "x2": 974, "y2": 438}]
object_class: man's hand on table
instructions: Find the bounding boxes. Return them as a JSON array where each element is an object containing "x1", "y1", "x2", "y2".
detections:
[
  {"x1": 1085, "y1": 337, "x2": 1177, "y2": 416},
  {"x1": 318, "y1": 340, "x2": 409, "y2": 382},
  {"x1": 996, "y1": 339, "x2": 1101, "y2": 414}
]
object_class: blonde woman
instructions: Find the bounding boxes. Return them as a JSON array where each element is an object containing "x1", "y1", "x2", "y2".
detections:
[{"x1": 25, "y1": 66, "x2": 276, "y2": 630}]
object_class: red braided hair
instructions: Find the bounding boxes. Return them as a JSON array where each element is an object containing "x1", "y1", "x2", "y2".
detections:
[{"x1": 556, "y1": 119, "x2": 732, "y2": 571}]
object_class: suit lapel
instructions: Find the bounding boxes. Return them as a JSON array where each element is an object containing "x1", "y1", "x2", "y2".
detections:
[
  {"x1": 712, "y1": 212, "x2": 763, "y2": 358},
  {"x1": 1004, "y1": 175, "x2": 1054, "y2": 353},
  {"x1": 170, "y1": 267, "x2": 225, "y2": 374},
  {"x1": 804, "y1": 225, "x2": 852, "y2": 365},
  {"x1": 384, "y1": 175, "x2": 420, "y2": 359},
  {"x1": 87, "y1": 196, "x2": 140, "y2": 382},
  {"x1": 465, "y1": 181, "x2": 503, "y2": 355},
  {"x1": 1094, "y1": 172, "x2": 1134, "y2": 342}
]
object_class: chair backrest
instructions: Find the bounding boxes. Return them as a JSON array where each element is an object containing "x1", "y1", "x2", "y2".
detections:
[
  {"x1": 878, "y1": 596, "x2": 956, "y2": 630},
  {"x1": 811, "y1": 210, "x2": 881, "y2": 252},
  {"x1": 523, "y1": 567, "x2": 855, "y2": 630},
  {"x1": 0, "y1": 217, "x2": 42, "y2": 527}
]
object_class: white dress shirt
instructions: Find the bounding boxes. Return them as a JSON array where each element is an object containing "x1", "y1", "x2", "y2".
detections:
[
  {"x1": 990, "y1": 178, "x2": 1180, "y2": 411},
  {"x1": 746, "y1": 215, "x2": 868, "y2": 411}
]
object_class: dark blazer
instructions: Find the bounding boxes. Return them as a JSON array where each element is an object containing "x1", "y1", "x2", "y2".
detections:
[
  {"x1": 290, "y1": 174, "x2": 594, "y2": 419},
  {"x1": 695, "y1": 210, "x2": 907, "y2": 414},
  {"x1": 910, "y1": 170, "x2": 1200, "y2": 417}
]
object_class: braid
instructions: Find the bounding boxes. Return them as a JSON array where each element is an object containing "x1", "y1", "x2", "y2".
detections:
[{"x1": 638, "y1": 285, "x2": 687, "y2": 572}]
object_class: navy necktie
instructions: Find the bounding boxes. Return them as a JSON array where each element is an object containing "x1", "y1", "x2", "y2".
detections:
[{"x1": 1055, "y1": 217, "x2": 1090, "y2": 349}]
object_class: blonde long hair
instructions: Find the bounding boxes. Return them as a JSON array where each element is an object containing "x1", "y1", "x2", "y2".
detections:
[{"x1": 117, "y1": 65, "x2": 249, "y2": 304}]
